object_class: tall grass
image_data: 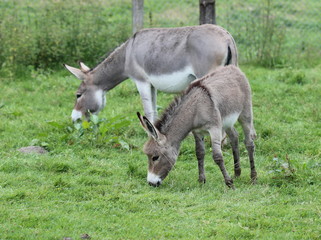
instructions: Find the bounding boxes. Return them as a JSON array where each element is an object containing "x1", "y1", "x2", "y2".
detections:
[
  {"x1": 217, "y1": 0, "x2": 321, "y2": 67},
  {"x1": 0, "y1": 0, "x2": 320, "y2": 76},
  {"x1": 0, "y1": 0, "x2": 131, "y2": 77}
]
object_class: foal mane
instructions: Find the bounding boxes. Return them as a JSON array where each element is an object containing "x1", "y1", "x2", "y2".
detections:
[{"x1": 155, "y1": 93, "x2": 185, "y2": 133}]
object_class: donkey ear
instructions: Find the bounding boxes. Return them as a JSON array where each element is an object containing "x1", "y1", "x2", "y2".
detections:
[
  {"x1": 64, "y1": 64, "x2": 86, "y2": 80},
  {"x1": 79, "y1": 62, "x2": 91, "y2": 72}
]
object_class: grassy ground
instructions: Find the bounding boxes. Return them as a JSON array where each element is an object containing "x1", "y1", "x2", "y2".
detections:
[{"x1": 0, "y1": 64, "x2": 320, "y2": 239}]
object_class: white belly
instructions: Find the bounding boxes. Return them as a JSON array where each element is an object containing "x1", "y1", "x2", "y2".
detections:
[
  {"x1": 148, "y1": 66, "x2": 195, "y2": 93},
  {"x1": 222, "y1": 113, "x2": 240, "y2": 130}
]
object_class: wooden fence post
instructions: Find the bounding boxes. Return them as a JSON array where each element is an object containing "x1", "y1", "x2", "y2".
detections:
[
  {"x1": 132, "y1": 0, "x2": 144, "y2": 34},
  {"x1": 199, "y1": 0, "x2": 216, "y2": 24}
]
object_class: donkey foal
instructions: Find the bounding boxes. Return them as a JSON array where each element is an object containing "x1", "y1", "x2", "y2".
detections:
[{"x1": 138, "y1": 65, "x2": 257, "y2": 188}]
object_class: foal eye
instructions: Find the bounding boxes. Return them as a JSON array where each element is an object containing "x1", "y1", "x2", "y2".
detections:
[{"x1": 152, "y1": 156, "x2": 159, "y2": 161}]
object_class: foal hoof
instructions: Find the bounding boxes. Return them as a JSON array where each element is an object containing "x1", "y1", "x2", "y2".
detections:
[
  {"x1": 234, "y1": 168, "x2": 241, "y2": 178},
  {"x1": 225, "y1": 179, "x2": 235, "y2": 189},
  {"x1": 198, "y1": 176, "x2": 206, "y2": 184},
  {"x1": 251, "y1": 172, "x2": 257, "y2": 184},
  {"x1": 198, "y1": 179, "x2": 206, "y2": 184}
]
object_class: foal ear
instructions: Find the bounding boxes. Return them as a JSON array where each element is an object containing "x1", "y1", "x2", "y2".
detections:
[
  {"x1": 137, "y1": 112, "x2": 160, "y2": 140},
  {"x1": 143, "y1": 116, "x2": 159, "y2": 140},
  {"x1": 137, "y1": 112, "x2": 147, "y2": 129},
  {"x1": 64, "y1": 64, "x2": 86, "y2": 80},
  {"x1": 79, "y1": 62, "x2": 91, "y2": 72}
]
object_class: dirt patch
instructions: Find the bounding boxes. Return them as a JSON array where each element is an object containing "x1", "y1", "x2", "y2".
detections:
[{"x1": 18, "y1": 146, "x2": 48, "y2": 154}]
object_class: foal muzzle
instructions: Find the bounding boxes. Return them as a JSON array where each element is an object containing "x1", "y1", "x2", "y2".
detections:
[{"x1": 147, "y1": 172, "x2": 162, "y2": 187}]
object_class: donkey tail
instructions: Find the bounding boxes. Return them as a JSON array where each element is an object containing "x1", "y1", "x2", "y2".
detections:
[
  {"x1": 225, "y1": 46, "x2": 232, "y2": 66},
  {"x1": 225, "y1": 32, "x2": 238, "y2": 66}
]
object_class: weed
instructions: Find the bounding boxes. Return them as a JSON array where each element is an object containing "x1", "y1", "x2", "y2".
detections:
[
  {"x1": 268, "y1": 155, "x2": 296, "y2": 178},
  {"x1": 47, "y1": 114, "x2": 131, "y2": 150},
  {"x1": 50, "y1": 163, "x2": 71, "y2": 173},
  {"x1": 53, "y1": 177, "x2": 71, "y2": 189},
  {"x1": 276, "y1": 68, "x2": 307, "y2": 85}
]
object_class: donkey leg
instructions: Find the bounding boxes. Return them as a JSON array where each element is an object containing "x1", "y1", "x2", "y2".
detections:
[
  {"x1": 226, "y1": 127, "x2": 241, "y2": 177},
  {"x1": 151, "y1": 85, "x2": 158, "y2": 121},
  {"x1": 135, "y1": 80, "x2": 156, "y2": 122},
  {"x1": 209, "y1": 128, "x2": 234, "y2": 189},
  {"x1": 192, "y1": 131, "x2": 206, "y2": 183},
  {"x1": 239, "y1": 117, "x2": 257, "y2": 183}
]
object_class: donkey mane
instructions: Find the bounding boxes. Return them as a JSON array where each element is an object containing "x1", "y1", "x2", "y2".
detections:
[
  {"x1": 92, "y1": 40, "x2": 129, "y2": 71},
  {"x1": 155, "y1": 80, "x2": 212, "y2": 133}
]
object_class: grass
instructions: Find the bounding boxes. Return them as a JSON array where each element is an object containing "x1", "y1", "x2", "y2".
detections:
[
  {"x1": 0, "y1": 64, "x2": 320, "y2": 239},
  {"x1": 0, "y1": 0, "x2": 320, "y2": 238}
]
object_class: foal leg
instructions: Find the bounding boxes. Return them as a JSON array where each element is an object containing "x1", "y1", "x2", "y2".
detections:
[
  {"x1": 221, "y1": 130, "x2": 228, "y2": 146},
  {"x1": 226, "y1": 127, "x2": 241, "y2": 177},
  {"x1": 239, "y1": 116, "x2": 257, "y2": 183},
  {"x1": 209, "y1": 127, "x2": 234, "y2": 189},
  {"x1": 192, "y1": 131, "x2": 206, "y2": 183}
]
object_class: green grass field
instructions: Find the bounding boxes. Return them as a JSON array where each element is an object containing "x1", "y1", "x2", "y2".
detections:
[
  {"x1": 0, "y1": 0, "x2": 320, "y2": 239},
  {"x1": 0, "y1": 64, "x2": 320, "y2": 239}
]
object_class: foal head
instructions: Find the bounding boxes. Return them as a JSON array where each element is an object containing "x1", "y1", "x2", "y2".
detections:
[{"x1": 137, "y1": 113, "x2": 178, "y2": 187}]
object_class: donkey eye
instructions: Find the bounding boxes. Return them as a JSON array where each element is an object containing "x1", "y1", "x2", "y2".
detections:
[
  {"x1": 152, "y1": 156, "x2": 159, "y2": 161},
  {"x1": 76, "y1": 94, "x2": 82, "y2": 99}
]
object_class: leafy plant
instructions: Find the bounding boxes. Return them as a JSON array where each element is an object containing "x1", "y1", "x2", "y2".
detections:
[
  {"x1": 47, "y1": 114, "x2": 132, "y2": 150},
  {"x1": 268, "y1": 154, "x2": 296, "y2": 178}
]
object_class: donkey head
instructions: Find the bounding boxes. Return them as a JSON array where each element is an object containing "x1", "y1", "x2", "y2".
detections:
[
  {"x1": 137, "y1": 112, "x2": 178, "y2": 187},
  {"x1": 64, "y1": 62, "x2": 106, "y2": 122}
]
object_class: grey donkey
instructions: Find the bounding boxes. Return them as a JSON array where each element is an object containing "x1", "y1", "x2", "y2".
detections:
[
  {"x1": 138, "y1": 65, "x2": 257, "y2": 188},
  {"x1": 64, "y1": 24, "x2": 237, "y2": 123}
]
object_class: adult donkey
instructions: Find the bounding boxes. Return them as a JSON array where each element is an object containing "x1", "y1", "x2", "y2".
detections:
[{"x1": 64, "y1": 24, "x2": 238, "y2": 122}]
